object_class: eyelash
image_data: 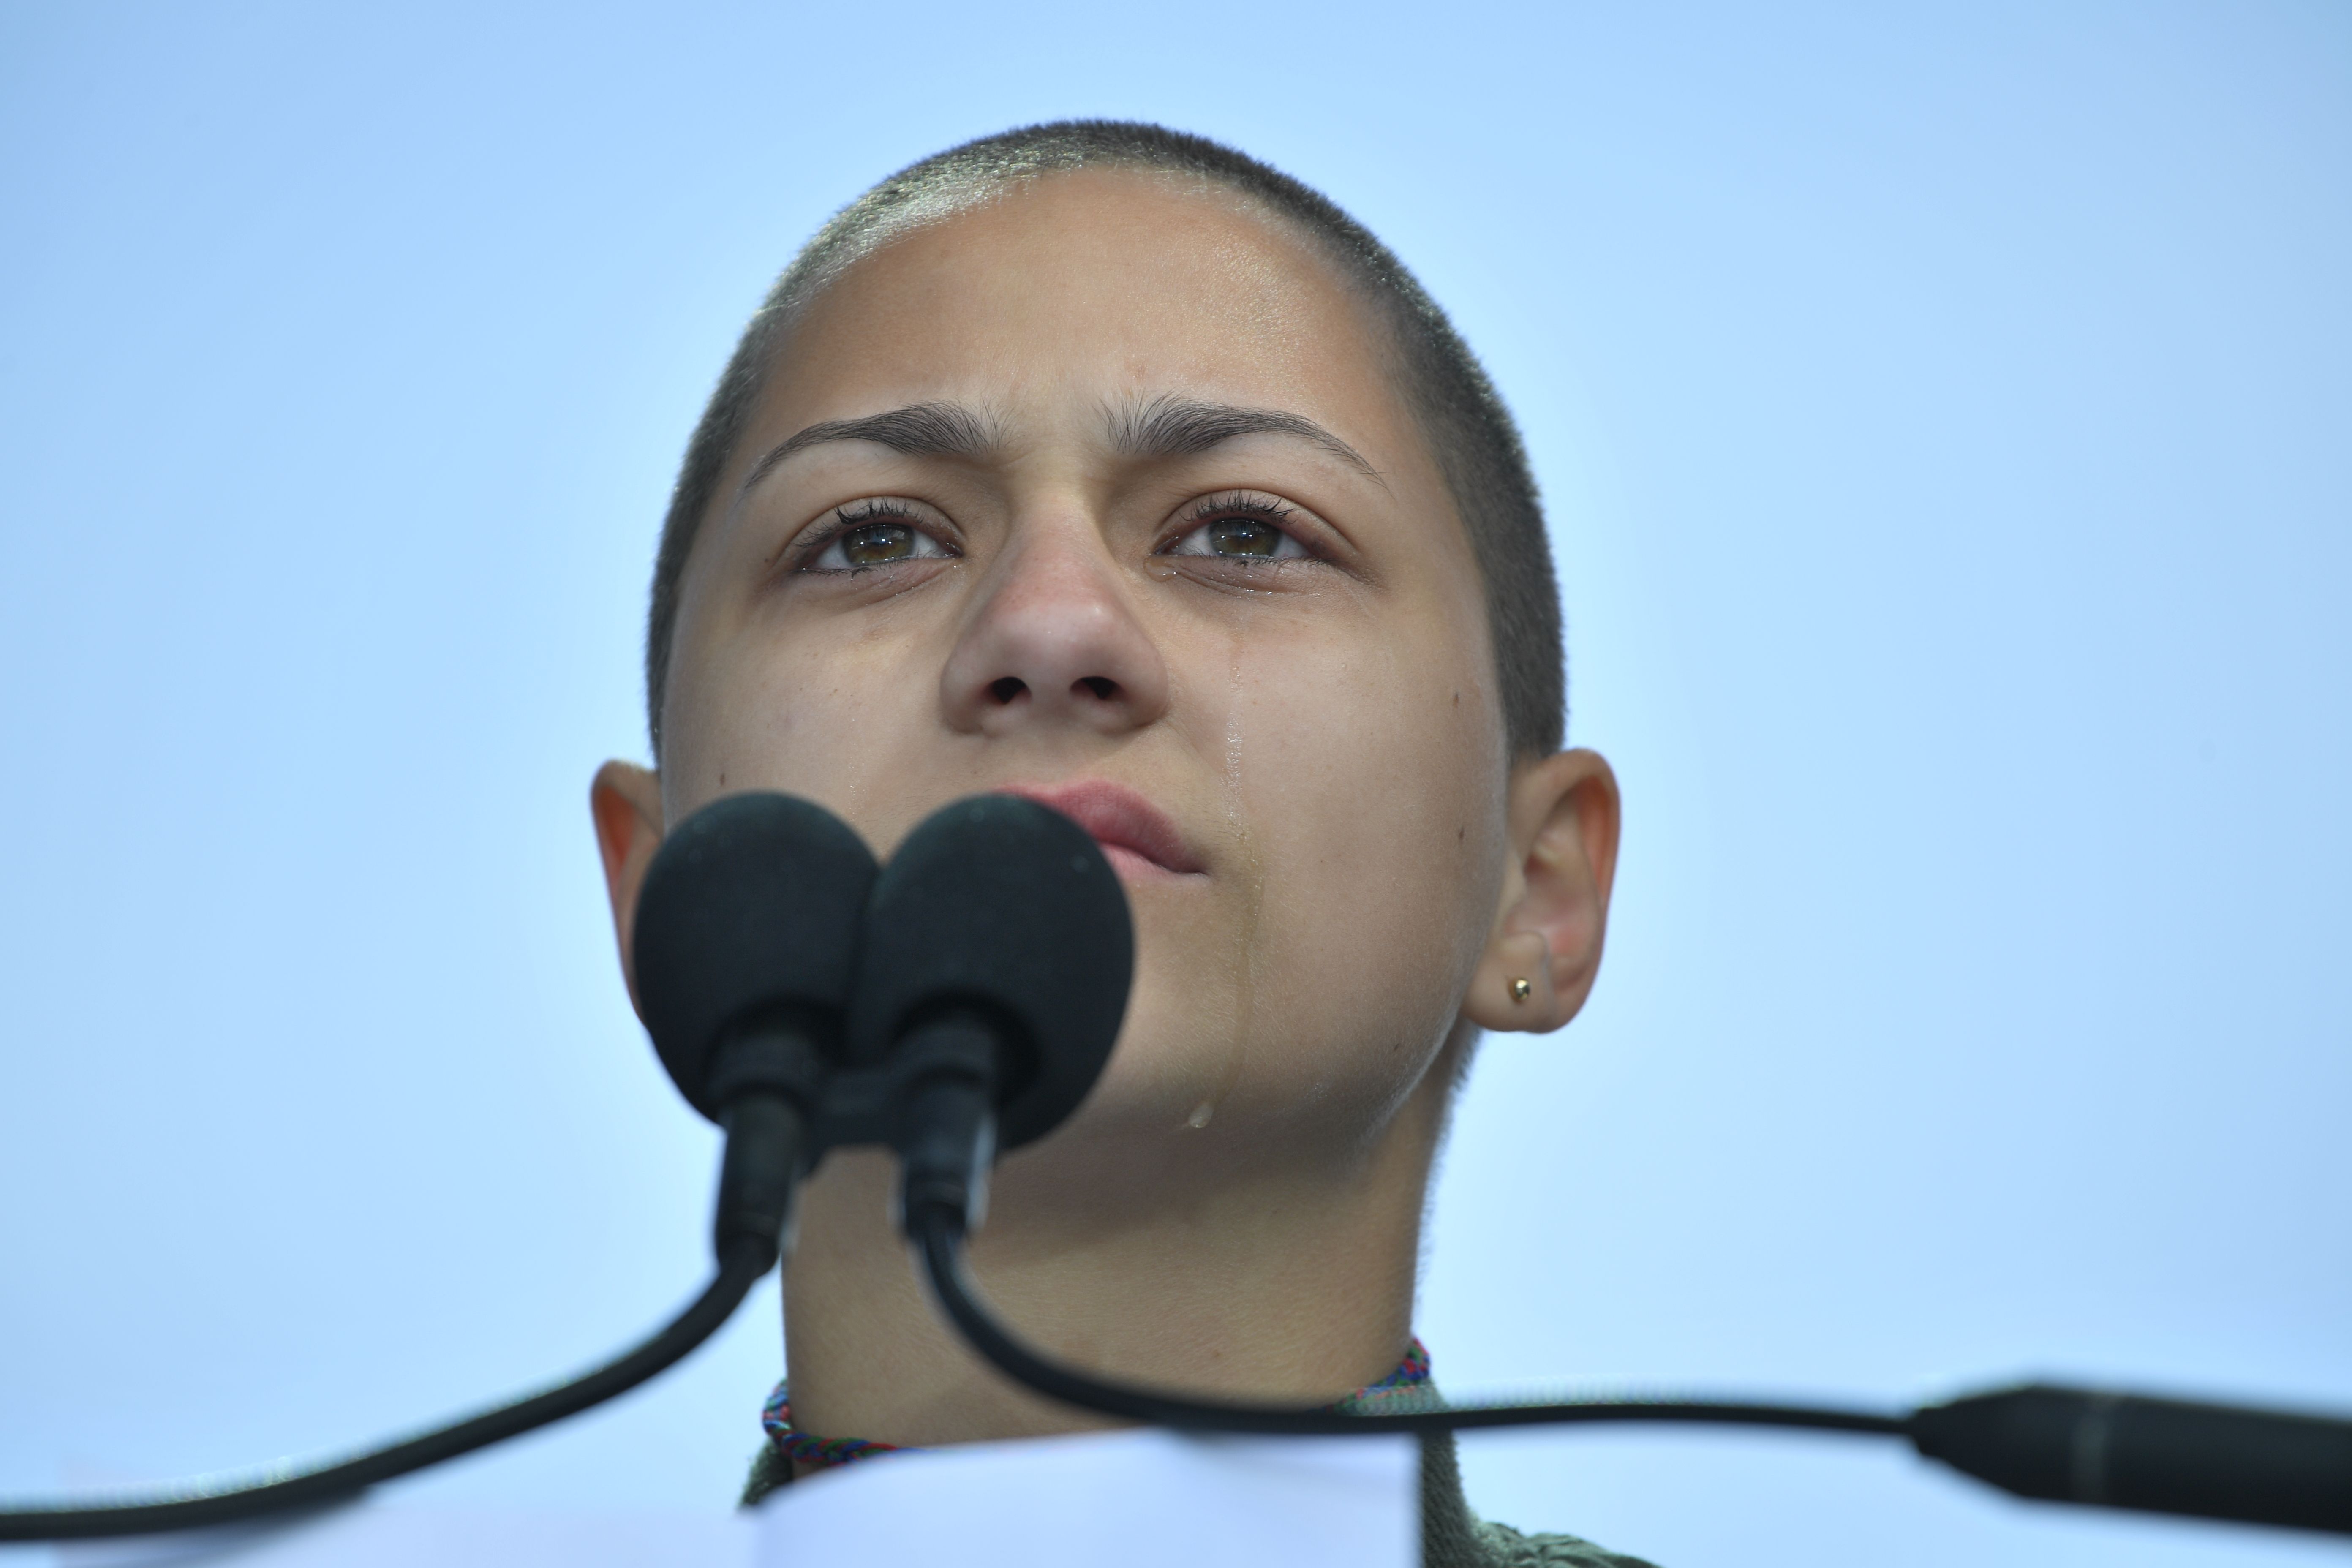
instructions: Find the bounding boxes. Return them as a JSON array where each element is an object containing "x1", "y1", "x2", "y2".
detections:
[
  {"x1": 791, "y1": 498, "x2": 950, "y2": 572},
  {"x1": 787, "y1": 490, "x2": 1318, "y2": 575},
  {"x1": 1159, "y1": 493, "x2": 1316, "y2": 557}
]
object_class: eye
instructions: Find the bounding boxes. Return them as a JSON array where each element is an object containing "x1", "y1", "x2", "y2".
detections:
[
  {"x1": 800, "y1": 504, "x2": 956, "y2": 573},
  {"x1": 1160, "y1": 497, "x2": 1312, "y2": 562}
]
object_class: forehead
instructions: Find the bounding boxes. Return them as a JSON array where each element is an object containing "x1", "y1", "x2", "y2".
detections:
[{"x1": 757, "y1": 167, "x2": 1425, "y2": 468}]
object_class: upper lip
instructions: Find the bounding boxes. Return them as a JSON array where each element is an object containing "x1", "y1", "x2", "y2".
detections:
[{"x1": 994, "y1": 779, "x2": 1204, "y2": 876}]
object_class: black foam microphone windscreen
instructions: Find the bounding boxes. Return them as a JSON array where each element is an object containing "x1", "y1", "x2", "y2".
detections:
[
  {"x1": 850, "y1": 794, "x2": 1133, "y2": 1149},
  {"x1": 632, "y1": 792, "x2": 879, "y2": 1119}
]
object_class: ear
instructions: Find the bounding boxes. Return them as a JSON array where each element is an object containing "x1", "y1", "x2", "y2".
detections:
[
  {"x1": 1463, "y1": 748, "x2": 1621, "y2": 1034},
  {"x1": 591, "y1": 760, "x2": 666, "y2": 1018}
]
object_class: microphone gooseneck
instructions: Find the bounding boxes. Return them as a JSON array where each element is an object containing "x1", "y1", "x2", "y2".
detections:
[
  {"x1": 0, "y1": 1238, "x2": 772, "y2": 1542},
  {"x1": 878, "y1": 803, "x2": 1910, "y2": 1444},
  {"x1": 2, "y1": 791, "x2": 878, "y2": 1542},
  {"x1": 905, "y1": 1203, "x2": 2352, "y2": 1535},
  {"x1": 906, "y1": 1199, "x2": 1902, "y2": 1440},
  {"x1": 881, "y1": 798, "x2": 2352, "y2": 1541}
]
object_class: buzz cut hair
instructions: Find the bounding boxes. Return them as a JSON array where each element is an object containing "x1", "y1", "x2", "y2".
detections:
[{"x1": 645, "y1": 120, "x2": 1565, "y2": 760}]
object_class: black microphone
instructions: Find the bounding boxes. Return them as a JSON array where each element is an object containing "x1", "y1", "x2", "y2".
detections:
[
  {"x1": 852, "y1": 793, "x2": 1132, "y2": 1233},
  {"x1": 634, "y1": 790, "x2": 879, "y2": 1266},
  {"x1": 859, "y1": 798, "x2": 2352, "y2": 1541}
]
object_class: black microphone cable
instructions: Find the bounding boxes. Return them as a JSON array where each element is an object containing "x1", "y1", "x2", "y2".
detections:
[
  {"x1": 905, "y1": 1199, "x2": 1900, "y2": 1441},
  {"x1": 904, "y1": 1199, "x2": 2352, "y2": 1537},
  {"x1": 0, "y1": 1235, "x2": 773, "y2": 1542}
]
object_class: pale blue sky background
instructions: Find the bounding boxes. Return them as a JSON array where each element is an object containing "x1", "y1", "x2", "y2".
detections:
[{"x1": 1, "y1": 4, "x2": 2346, "y2": 1565}]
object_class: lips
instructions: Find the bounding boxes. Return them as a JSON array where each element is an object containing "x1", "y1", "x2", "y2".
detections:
[{"x1": 994, "y1": 779, "x2": 1204, "y2": 882}]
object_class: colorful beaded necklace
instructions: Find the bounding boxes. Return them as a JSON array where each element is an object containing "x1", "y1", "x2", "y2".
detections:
[{"x1": 762, "y1": 1337, "x2": 1433, "y2": 1473}]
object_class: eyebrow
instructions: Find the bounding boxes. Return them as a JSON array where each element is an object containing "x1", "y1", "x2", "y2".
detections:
[
  {"x1": 1108, "y1": 395, "x2": 1383, "y2": 482},
  {"x1": 737, "y1": 401, "x2": 1004, "y2": 495},
  {"x1": 735, "y1": 393, "x2": 1383, "y2": 498}
]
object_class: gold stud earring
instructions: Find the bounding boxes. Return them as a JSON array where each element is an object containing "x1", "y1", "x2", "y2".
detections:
[{"x1": 1508, "y1": 977, "x2": 1533, "y2": 1003}]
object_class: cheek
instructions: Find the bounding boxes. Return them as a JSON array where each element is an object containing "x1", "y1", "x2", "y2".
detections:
[
  {"x1": 661, "y1": 607, "x2": 953, "y2": 849},
  {"x1": 1220, "y1": 616, "x2": 1511, "y2": 1083}
]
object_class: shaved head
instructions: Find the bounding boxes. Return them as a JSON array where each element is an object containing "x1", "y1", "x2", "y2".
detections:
[{"x1": 644, "y1": 120, "x2": 1564, "y2": 762}]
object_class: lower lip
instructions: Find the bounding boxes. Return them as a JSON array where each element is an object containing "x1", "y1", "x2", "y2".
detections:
[{"x1": 1097, "y1": 841, "x2": 1195, "y2": 883}]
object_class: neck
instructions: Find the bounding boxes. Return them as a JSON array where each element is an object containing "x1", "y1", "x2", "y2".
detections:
[{"x1": 779, "y1": 1057, "x2": 1454, "y2": 1453}]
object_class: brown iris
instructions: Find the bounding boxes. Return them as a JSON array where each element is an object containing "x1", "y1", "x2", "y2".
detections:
[
  {"x1": 838, "y1": 522, "x2": 920, "y2": 566},
  {"x1": 1206, "y1": 518, "x2": 1282, "y2": 557}
]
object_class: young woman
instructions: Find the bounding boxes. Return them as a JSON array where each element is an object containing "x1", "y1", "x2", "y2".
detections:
[{"x1": 591, "y1": 122, "x2": 1639, "y2": 1568}]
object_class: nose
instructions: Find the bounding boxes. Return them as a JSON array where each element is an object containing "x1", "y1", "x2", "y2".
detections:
[{"x1": 940, "y1": 523, "x2": 1170, "y2": 738}]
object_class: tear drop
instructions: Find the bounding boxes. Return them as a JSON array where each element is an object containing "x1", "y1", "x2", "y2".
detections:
[{"x1": 1186, "y1": 1101, "x2": 1214, "y2": 1130}]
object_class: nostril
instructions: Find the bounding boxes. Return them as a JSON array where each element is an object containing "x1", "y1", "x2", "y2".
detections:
[
  {"x1": 1077, "y1": 676, "x2": 1117, "y2": 701},
  {"x1": 989, "y1": 676, "x2": 1027, "y2": 705}
]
